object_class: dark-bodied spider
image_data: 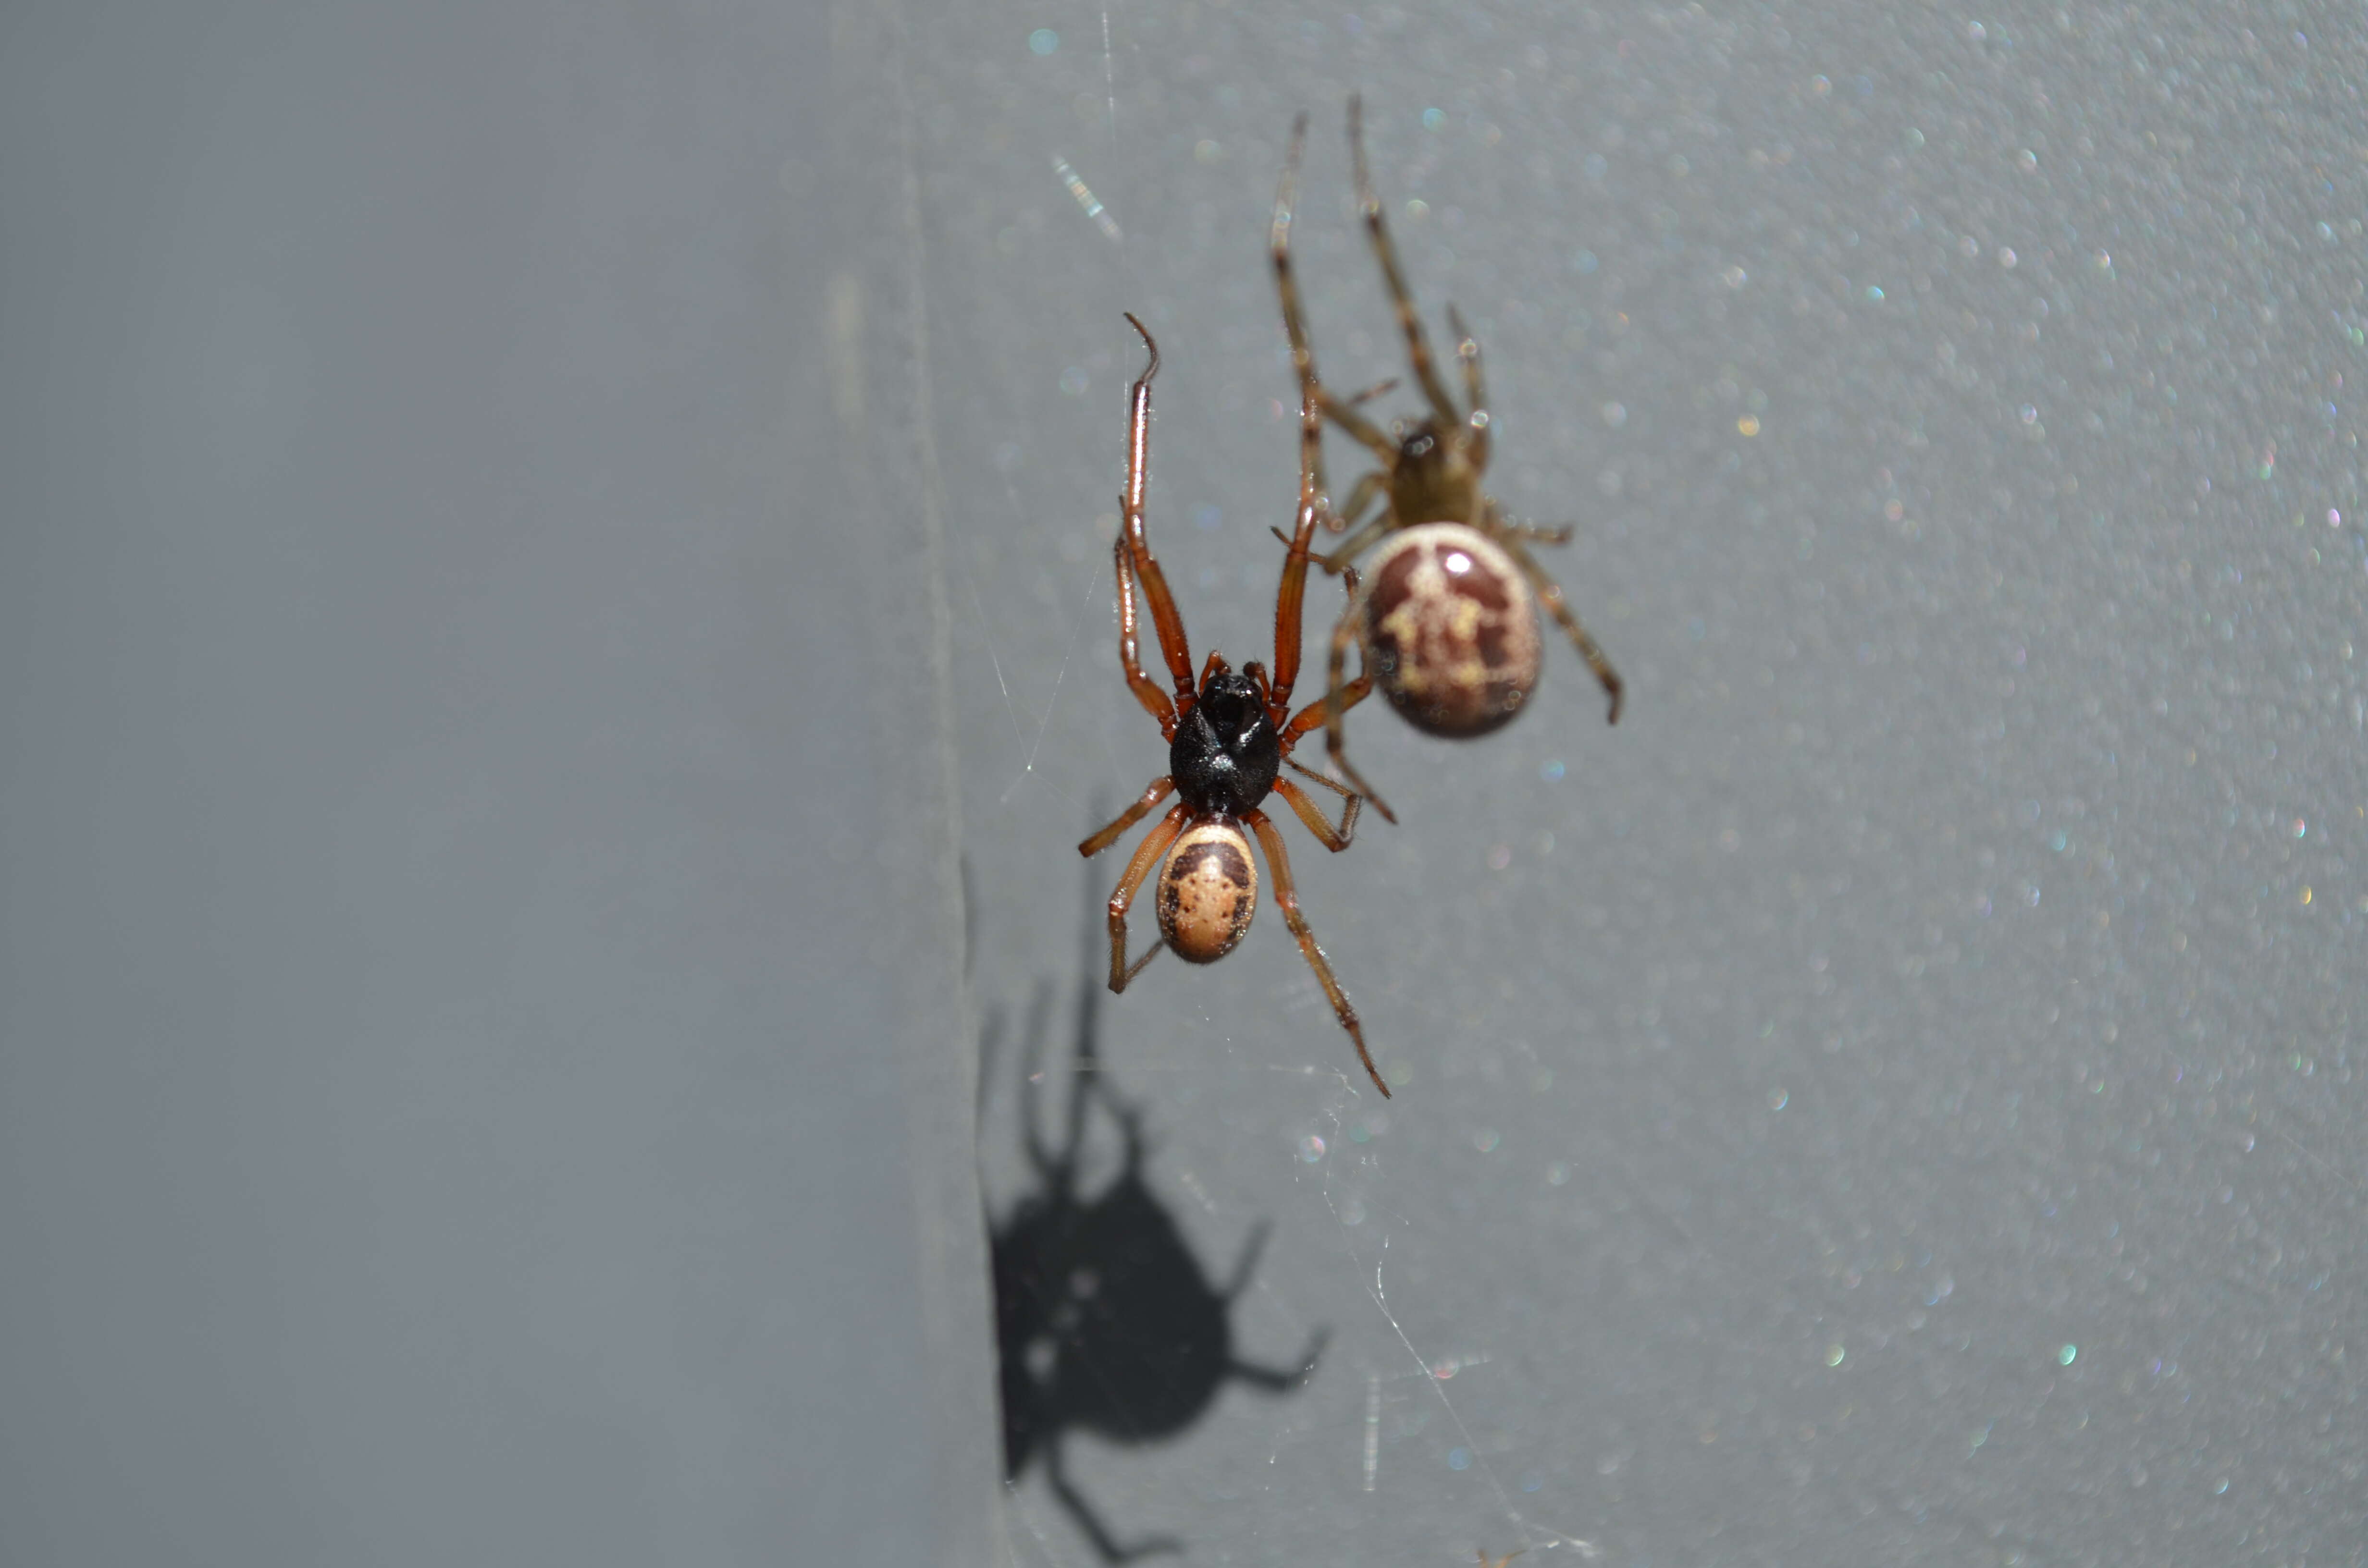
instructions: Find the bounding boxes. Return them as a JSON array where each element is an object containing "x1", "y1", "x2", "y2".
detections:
[
  {"x1": 1269, "y1": 97, "x2": 1624, "y2": 822},
  {"x1": 1077, "y1": 314, "x2": 1391, "y2": 1099}
]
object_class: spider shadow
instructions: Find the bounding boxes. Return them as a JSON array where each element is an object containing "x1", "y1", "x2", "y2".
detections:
[{"x1": 981, "y1": 868, "x2": 1328, "y2": 1563}]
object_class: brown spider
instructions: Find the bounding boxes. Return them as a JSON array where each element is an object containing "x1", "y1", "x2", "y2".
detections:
[
  {"x1": 1077, "y1": 314, "x2": 1391, "y2": 1099},
  {"x1": 1269, "y1": 97, "x2": 1624, "y2": 822}
]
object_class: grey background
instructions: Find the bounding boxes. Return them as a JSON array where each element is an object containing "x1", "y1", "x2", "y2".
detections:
[{"x1": 4, "y1": 1, "x2": 2363, "y2": 1567}]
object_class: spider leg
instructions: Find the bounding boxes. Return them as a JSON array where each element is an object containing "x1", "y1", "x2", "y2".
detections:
[
  {"x1": 1501, "y1": 519, "x2": 1577, "y2": 547},
  {"x1": 1272, "y1": 119, "x2": 1403, "y2": 487},
  {"x1": 1244, "y1": 808, "x2": 1388, "y2": 1097},
  {"x1": 1271, "y1": 773, "x2": 1360, "y2": 852},
  {"x1": 1283, "y1": 653, "x2": 1371, "y2": 772},
  {"x1": 1264, "y1": 387, "x2": 1327, "y2": 723},
  {"x1": 1078, "y1": 775, "x2": 1175, "y2": 858},
  {"x1": 1119, "y1": 313, "x2": 1197, "y2": 709},
  {"x1": 1445, "y1": 302, "x2": 1493, "y2": 472},
  {"x1": 1307, "y1": 507, "x2": 1399, "y2": 576},
  {"x1": 1107, "y1": 804, "x2": 1188, "y2": 992},
  {"x1": 1281, "y1": 674, "x2": 1370, "y2": 742},
  {"x1": 1349, "y1": 95, "x2": 1463, "y2": 430},
  {"x1": 1501, "y1": 531, "x2": 1625, "y2": 724},
  {"x1": 1322, "y1": 387, "x2": 1402, "y2": 461},
  {"x1": 1330, "y1": 470, "x2": 1390, "y2": 539},
  {"x1": 1269, "y1": 469, "x2": 1391, "y2": 559},
  {"x1": 1315, "y1": 566, "x2": 1397, "y2": 823},
  {"x1": 1110, "y1": 536, "x2": 1177, "y2": 735},
  {"x1": 1270, "y1": 113, "x2": 1337, "y2": 508}
]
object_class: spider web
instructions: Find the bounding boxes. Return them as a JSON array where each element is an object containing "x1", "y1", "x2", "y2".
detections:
[
  {"x1": 952, "y1": 16, "x2": 1614, "y2": 1561},
  {"x1": 936, "y1": 4, "x2": 2368, "y2": 1565}
]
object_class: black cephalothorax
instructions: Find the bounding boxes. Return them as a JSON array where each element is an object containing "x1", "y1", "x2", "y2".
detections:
[
  {"x1": 1168, "y1": 666, "x2": 1280, "y2": 817},
  {"x1": 1076, "y1": 313, "x2": 1390, "y2": 1097}
]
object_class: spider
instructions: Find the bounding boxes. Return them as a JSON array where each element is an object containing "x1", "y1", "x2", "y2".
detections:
[
  {"x1": 1076, "y1": 313, "x2": 1391, "y2": 1099},
  {"x1": 1268, "y1": 97, "x2": 1624, "y2": 823}
]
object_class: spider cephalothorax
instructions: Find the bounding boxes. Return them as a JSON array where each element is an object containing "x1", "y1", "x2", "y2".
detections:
[
  {"x1": 1077, "y1": 315, "x2": 1392, "y2": 1098},
  {"x1": 1267, "y1": 97, "x2": 1624, "y2": 820}
]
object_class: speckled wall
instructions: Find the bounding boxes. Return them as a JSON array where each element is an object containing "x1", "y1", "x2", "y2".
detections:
[
  {"x1": 3, "y1": 1, "x2": 2359, "y2": 1565},
  {"x1": 945, "y1": 3, "x2": 2365, "y2": 1564}
]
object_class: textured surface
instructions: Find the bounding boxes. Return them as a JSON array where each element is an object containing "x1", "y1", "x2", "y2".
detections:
[
  {"x1": 945, "y1": 3, "x2": 2368, "y2": 1564},
  {"x1": 5, "y1": 1, "x2": 2363, "y2": 1565}
]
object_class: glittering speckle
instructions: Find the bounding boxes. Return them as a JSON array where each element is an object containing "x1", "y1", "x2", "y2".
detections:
[
  {"x1": 1473, "y1": 1127, "x2": 1501, "y2": 1153},
  {"x1": 1447, "y1": 1447, "x2": 1471, "y2": 1470},
  {"x1": 1601, "y1": 401, "x2": 1627, "y2": 428},
  {"x1": 1738, "y1": 415, "x2": 1761, "y2": 437},
  {"x1": 1825, "y1": 1344, "x2": 1846, "y2": 1367},
  {"x1": 2059, "y1": 1344, "x2": 2077, "y2": 1365},
  {"x1": 1768, "y1": 1088, "x2": 1788, "y2": 1110},
  {"x1": 1028, "y1": 27, "x2": 1059, "y2": 54},
  {"x1": 1298, "y1": 1134, "x2": 1326, "y2": 1164},
  {"x1": 1998, "y1": 246, "x2": 2018, "y2": 268},
  {"x1": 1541, "y1": 759, "x2": 1566, "y2": 782},
  {"x1": 1421, "y1": 107, "x2": 1445, "y2": 131}
]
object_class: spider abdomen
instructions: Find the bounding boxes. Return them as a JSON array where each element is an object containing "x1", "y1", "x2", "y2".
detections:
[
  {"x1": 1169, "y1": 670, "x2": 1282, "y2": 815},
  {"x1": 1157, "y1": 821, "x2": 1258, "y2": 964},
  {"x1": 1363, "y1": 523, "x2": 1542, "y2": 738}
]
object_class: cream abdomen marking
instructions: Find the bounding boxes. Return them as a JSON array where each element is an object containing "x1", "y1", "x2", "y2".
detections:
[
  {"x1": 1156, "y1": 821, "x2": 1258, "y2": 964},
  {"x1": 1362, "y1": 524, "x2": 1541, "y2": 737}
]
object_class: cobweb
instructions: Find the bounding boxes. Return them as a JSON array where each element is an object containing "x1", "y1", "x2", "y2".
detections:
[
  {"x1": 930, "y1": 4, "x2": 2368, "y2": 1564},
  {"x1": 951, "y1": 14, "x2": 1618, "y2": 1562}
]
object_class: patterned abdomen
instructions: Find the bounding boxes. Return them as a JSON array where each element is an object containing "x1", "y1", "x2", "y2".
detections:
[
  {"x1": 1363, "y1": 523, "x2": 1542, "y2": 737},
  {"x1": 1156, "y1": 821, "x2": 1258, "y2": 964}
]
